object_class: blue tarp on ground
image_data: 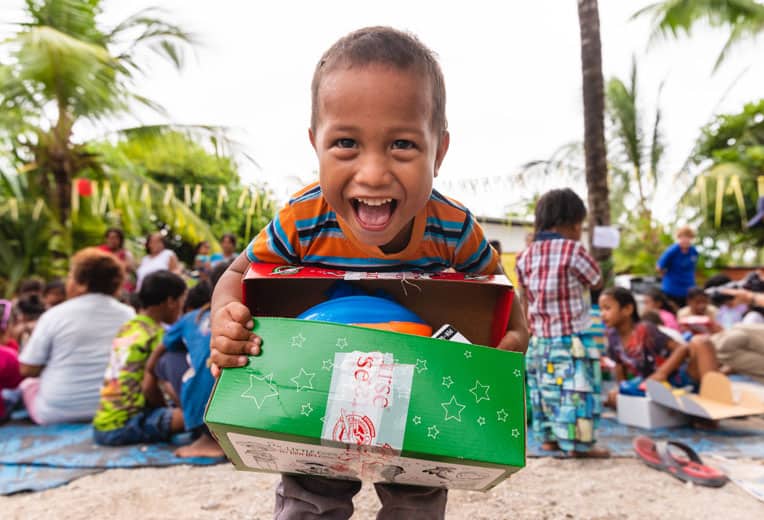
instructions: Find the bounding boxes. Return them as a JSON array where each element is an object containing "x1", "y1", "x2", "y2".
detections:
[
  {"x1": 3, "y1": 414, "x2": 763, "y2": 495},
  {"x1": 0, "y1": 421, "x2": 224, "y2": 495}
]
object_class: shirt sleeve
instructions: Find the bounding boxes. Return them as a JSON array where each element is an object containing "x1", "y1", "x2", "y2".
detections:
[
  {"x1": 453, "y1": 213, "x2": 499, "y2": 274},
  {"x1": 162, "y1": 314, "x2": 187, "y2": 352},
  {"x1": 657, "y1": 244, "x2": 677, "y2": 270},
  {"x1": 570, "y1": 243, "x2": 601, "y2": 287},
  {"x1": 246, "y1": 203, "x2": 301, "y2": 264},
  {"x1": 17, "y1": 311, "x2": 53, "y2": 366}
]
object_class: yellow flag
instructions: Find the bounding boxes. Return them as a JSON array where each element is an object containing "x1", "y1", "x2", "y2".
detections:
[
  {"x1": 727, "y1": 175, "x2": 748, "y2": 228},
  {"x1": 216, "y1": 186, "x2": 228, "y2": 220},
  {"x1": 193, "y1": 184, "x2": 202, "y2": 214},
  {"x1": 714, "y1": 175, "x2": 725, "y2": 228},
  {"x1": 163, "y1": 185, "x2": 175, "y2": 206}
]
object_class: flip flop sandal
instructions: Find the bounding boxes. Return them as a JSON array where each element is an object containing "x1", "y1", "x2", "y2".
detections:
[
  {"x1": 633, "y1": 436, "x2": 728, "y2": 488},
  {"x1": 655, "y1": 440, "x2": 728, "y2": 488}
]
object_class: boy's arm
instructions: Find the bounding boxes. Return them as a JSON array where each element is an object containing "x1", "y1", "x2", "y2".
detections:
[
  {"x1": 649, "y1": 339, "x2": 689, "y2": 381},
  {"x1": 143, "y1": 343, "x2": 166, "y2": 407},
  {"x1": 494, "y1": 264, "x2": 529, "y2": 354},
  {"x1": 209, "y1": 252, "x2": 262, "y2": 377}
]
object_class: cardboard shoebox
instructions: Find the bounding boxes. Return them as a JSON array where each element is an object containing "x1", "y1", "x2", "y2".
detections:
[
  {"x1": 205, "y1": 263, "x2": 525, "y2": 491},
  {"x1": 645, "y1": 372, "x2": 764, "y2": 420},
  {"x1": 616, "y1": 393, "x2": 689, "y2": 430}
]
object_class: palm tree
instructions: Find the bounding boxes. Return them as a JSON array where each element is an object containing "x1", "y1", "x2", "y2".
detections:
[
  {"x1": 634, "y1": 0, "x2": 764, "y2": 71},
  {"x1": 577, "y1": 0, "x2": 612, "y2": 264},
  {"x1": 0, "y1": 0, "x2": 194, "y2": 225},
  {"x1": 605, "y1": 57, "x2": 665, "y2": 219}
]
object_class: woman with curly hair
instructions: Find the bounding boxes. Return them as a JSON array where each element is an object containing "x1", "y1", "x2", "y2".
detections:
[{"x1": 18, "y1": 248, "x2": 135, "y2": 424}]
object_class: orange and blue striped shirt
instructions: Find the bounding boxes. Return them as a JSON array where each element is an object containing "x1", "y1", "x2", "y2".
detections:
[{"x1": 246, "y1": 183, "x2": 498, "y2": 274}]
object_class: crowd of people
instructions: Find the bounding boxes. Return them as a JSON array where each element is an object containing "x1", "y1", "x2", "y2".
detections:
[
  {"x1": 0, "y1": 228, "x2": 235, "y2": 458},
  {"x1": 515, "y1": 189, "x2": 764, "y2": 458}
]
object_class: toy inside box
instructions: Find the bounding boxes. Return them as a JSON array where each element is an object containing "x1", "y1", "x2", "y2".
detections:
[{"x1": 205, "y1": 263, "x2": 525, "y2": 491}]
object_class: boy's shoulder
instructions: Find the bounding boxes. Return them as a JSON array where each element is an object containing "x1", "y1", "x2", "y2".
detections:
[{"x1": 118, "y1": 315, "x2": 160, "y2": 340}]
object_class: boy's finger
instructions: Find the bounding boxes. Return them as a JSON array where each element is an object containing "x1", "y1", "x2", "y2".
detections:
[
  {"x1": 220, "y1": 320, "x2": 254, "y2": 341},
  {"x1": 210, "y1": 349, "x2": 250, "y2": 369},
  {"x1": 226, "y1": 302, "x2": 254, "y2": 327},
  {"x1": 210, "y1": 362, "x2": 221, "y2": 379},
  {"x1": 212, "y1": 335, "x2": 261, "y2": 356}
]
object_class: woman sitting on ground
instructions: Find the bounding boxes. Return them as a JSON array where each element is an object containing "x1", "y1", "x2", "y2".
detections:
[{"x1": 17, "y1": 248, "x2": 135, "y2": 424}]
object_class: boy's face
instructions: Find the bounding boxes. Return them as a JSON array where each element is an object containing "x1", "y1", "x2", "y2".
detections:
[
  {"x1": 688, "y1": 295, "x2": 708, "y2": 315},
  {"x1": 677, "y1": 234, "x2": 693, "y2": 249},
  {"x1": 310, "y1": 65, "x2": 449, "y2": 251}
]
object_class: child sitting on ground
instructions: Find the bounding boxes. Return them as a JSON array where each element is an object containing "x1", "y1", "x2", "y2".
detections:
[
  {"x1": 599, "y1": 287, "x2": 719, "y2": 408},
  {"x1": 515, "y1": 188, "x2": 608, "y2": 458},
  {"x1": 144, "y1": 262, "x2": 230, "y2": 458},
  {"x1": 92, "y1": 270, "x2": 187, "y2": 445},
  {"x1": 208, "y1": 26, "x2": 528, "y2": 519},
  {"x1": 642, "y1": 288, "x2": 680, "y2": 331},
  {"x1": 677, "y1": 287, "x2": 722, "y2": 335}
]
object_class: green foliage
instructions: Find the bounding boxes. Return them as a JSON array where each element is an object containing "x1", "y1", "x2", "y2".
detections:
[
  {"x1": 634, "y1": 0, "x2": 764, "y2": 71},
  {"x1": 687, "y1": 99, "x2": 764, "y2": 249}
]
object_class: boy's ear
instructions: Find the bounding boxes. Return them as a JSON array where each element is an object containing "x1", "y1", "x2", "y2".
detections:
[
  {"x1": 433, "y1": 131, "x2": 450, "y2": 178},
  {"x1": 308, "y1": 128, "x2": 317, "y2": 151}
]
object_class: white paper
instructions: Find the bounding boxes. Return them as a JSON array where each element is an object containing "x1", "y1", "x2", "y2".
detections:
[{"x1": 592, "y1": 226, "x2": 620, "y2": 249}]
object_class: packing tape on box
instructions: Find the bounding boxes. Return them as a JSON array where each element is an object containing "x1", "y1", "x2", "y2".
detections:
[{"x1": 322, "y1": 351, "x2": 414, "y2": 451}]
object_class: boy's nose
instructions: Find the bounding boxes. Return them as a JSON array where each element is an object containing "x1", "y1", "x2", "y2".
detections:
[{"x1": 354, "y1": 154, "x2": 391, "y2": 187}]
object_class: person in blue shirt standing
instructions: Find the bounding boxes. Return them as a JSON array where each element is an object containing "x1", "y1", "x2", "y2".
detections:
[{"x1": 657, "y1": 226, "x2": 699, "y2": 309}]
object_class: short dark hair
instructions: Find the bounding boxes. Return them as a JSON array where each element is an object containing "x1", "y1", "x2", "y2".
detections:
[
  {"x1": 16, "y1": 293, "x2": 45, "y2": 320},
  {"x1": 138, "y1": 270, "x2": 186, "y2": 307},
  {"x1": 43, "y1": 279, "x2": 65, "y2": 295},
  {"x1": 184, "y1": 281, "x2": 211, "y2": 312},
  {"x1": 534, "y1": 188, "x2": 587, "y2": 233},
  {"x1": 70, "y1": 247, "x2": 125, "y2": 295},
  {"x1": 105, "y1": 227, "x2": 125, "y2": 248},
  {"x1": 220, "y1": 233, "x2": 237, "y2": 248},
  {"x1": 18, "y1": 278, "x2": 43, "y2": 295},
  {"x1": 645, "y1": 288, "x2": 673, "y2": 312},
  {"x1": 641, "y1": 310, "x2": 664, "y2": 326},
  {"x1": 686, "y1": 287, "x2": 707, "y2": 301},
  {"x1": 602, "y1": 286, "x2": 640, "y2": 324},
  {"x1": 703, "y1": 274, "x2": 731, "y2": 289},
  {"x1": 311, "y1": 26, "x2": 447, "y2": 133}
]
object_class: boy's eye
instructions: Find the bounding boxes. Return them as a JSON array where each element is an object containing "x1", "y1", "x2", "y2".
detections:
[
  {"x1": 392, "y1": 140, "x2": 415, "y2": 150},
  {"x1": 334, "y1": 138, "x2": 356, "y2": 149}
]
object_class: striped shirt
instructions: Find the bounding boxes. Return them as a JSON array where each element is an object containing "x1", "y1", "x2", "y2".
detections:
[
  {"x1": 246, "y1": 183, "x2": 498, "y2": 274},
  {"x1": 515, "y1": 237, "x2": 601, "y2": 337}
]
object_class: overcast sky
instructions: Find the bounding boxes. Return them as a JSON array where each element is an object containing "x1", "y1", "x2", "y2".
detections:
[{"x1": 3, "y1": 1, "x2": 763, "y2": 219}]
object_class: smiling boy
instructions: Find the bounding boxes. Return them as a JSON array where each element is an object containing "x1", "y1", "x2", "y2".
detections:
[{"x1": 210, "y1": 26, "x2": 528, "y2": 519}]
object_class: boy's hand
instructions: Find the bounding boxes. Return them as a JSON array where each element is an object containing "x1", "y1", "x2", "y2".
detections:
[{"x1": 209, "y1": 301, "x2": 262, "y2": 377}]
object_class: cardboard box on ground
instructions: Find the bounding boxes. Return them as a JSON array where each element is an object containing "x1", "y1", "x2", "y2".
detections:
[
  {"x1": 204, "y1": 263, "x2": 525, "y2": 491},
  {"x1": 617, "y1": 372, "x2": 764, "y2": 429}
]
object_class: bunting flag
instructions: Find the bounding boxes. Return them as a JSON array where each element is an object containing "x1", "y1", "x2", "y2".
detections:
[
  {"x1": 71, "y1": 182, "x2": 80, "y2": 217},
  {"x1": 714, "y1": 175, "x2": 725, "y2": 228},
  {"x1": 90, "y1": 182, "x2": 100, "y2": 214},
  {"x1": 140, "y1": 183, "x2": 151, "y2": 206},
  {"x1": 116, "y1": 181, "x2": 130, "y2": 205},
  {"x1": 193, "y1": 184, "x2": 203, "y2": 215},
  {"x1": 216, "y1": 185, "x2": 228, "y2": 220},
  {"x1": 758, "y1": 176, "x2": 764, "y2": 198},
  {"x1": 98, "y1": 182, "x2": 114, "y2": 215},
  {"x1": 163, "y1": 184, "x2": 175, "y2": 206},
  {"x1": 184, "y1": 184, "x2": 192, "y2": 206},
  {"x1": 725, "y1": 175, "x2": 748, "y2": 228}
]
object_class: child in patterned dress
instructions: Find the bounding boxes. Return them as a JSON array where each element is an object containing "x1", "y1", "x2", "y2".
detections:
[{"x1": 515, "y1": 188, "x2": 609, "y2": 457}]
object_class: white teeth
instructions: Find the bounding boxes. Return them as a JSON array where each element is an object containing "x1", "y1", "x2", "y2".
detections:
[{"x1": 356, "y1": 198, "x2": 392, "y2": 206}]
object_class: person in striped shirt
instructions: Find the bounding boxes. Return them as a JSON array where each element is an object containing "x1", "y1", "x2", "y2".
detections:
[{"x1": 210, "y1": 26, "x2": 528, "y2": 520}]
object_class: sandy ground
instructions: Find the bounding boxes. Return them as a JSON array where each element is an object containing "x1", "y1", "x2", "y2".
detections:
[{"x1": 2, "y1": 458, "x2": 763, "y2": 519}]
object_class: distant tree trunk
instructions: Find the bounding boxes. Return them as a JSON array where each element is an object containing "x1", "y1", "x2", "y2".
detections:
[{"x1": 577, "y1": 0, "x2": 612, "y2": 271}]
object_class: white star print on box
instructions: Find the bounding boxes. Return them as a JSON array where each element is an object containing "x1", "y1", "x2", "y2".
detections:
[
  {"x1": 477, "y1": 416, "x2": 486, "y2": 426},
  {"x1": 335, "y1": 337, "x2": 348, "y2": 349},
  {"x1": 290, "y1": 368, "x2": 316, "y2": 392},
  {"x1": 321, "y1": 359, "x2": 334, "y2": 371},
  {"x1": 469, "y1": 380, "x2": 490, "y2": 403},
  {"x1": 497, "y1": 409, "x2": 509, "y2": 422},
  {"x1": 441, "y1": 395, "x2": 466, "y2": 422},
  {"x1": 240, "y1": 373, "x2": 279, "y2": 409},
  {"x1": 412, "y1": 416, "x2": 422, "y2": 425},
  {"x1": 513, "y1": 368, "x2": 522, "y2": 378},
  {"x1": 427, "y1": 425, "x2": 440, "y2": 439},
  {"x1": 415, "y1": 359, "x2": 428, "y2": 373},
  {"x1": 463, "y1": 350, "x2": 472, "y2": 359},
  {"x1": 441, "y1": 376, "x2": 454, "y2": 388},
  {"x1": 301, "y1": 403, "x2": 313, "y2": 416},
  {"x1": 511, "y1": 428, "x2": 520, "y2": 438},
  {"x1": 291, "y1": 333, "x2": 306, "y2": 348}
]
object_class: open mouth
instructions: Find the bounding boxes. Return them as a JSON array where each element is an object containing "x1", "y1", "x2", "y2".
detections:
[{"x1": 351, "y1": 197, "x2": 398, "y2": 230}]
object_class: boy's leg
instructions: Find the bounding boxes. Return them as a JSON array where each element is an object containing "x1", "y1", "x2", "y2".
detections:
[
  {"x1": 154, "y1": 351, "x2": 189, "y2": 405},
  {"x1": 274, "y1": 475, "x2": 360, "y2": 520},
  {"x1": 18, "y1": 377, "x2": 42, "y2": 424},
  {"x1": 526, "y1": 336, "x2": 556, "y2": 449},
  {"x1": 374, "y1": 483, "x2": 447, "y2": 520},
  {"x1": 687, "y1": 336, "x2": 720, "y2": 381},
  {"x1": 94, "y1": 407, "x2": 183, "y2": 446}
]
